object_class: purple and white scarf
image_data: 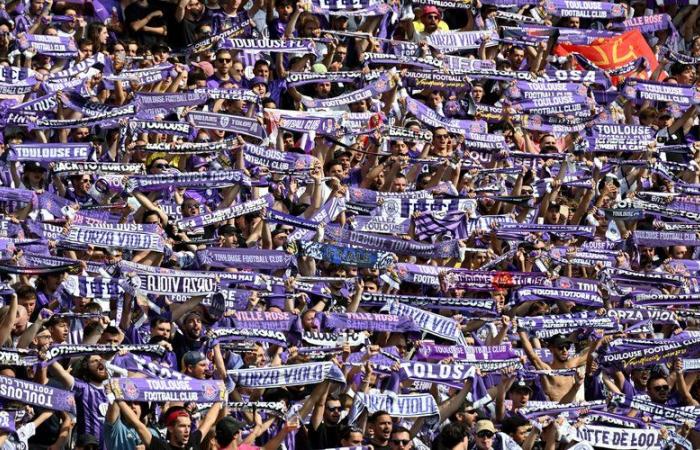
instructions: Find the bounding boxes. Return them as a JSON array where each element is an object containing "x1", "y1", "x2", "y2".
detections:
[
  {"x1": 383, "y1": 300, "x2": 465, "y2": 343},
  {"x1": 126, "y1": 169, "x2": 250, "y2": 193},
  {"x1": 8, "y1": 143, "x2": 91, "y2": 162},
  {"x1": 622, "y1": 79, "x2": 700, "y2": 107},
  {"x1": 348, "y1": 391, "x2": 438, "y2": 424},
  {"x1": 0, "y1": 375, "x2": 76, "y2": 414},
  {"x1": 426, "y1": 31, "x2": 499, "y2": 53},
  {"x1": 129, "y1": 119, "x2": 194, "y2": 137},
  {"x1": 361, "y1": 292, "x2": 498, "y2": 315},
  {"x1": 302, "y1": 73, "x2": 393, "y2": 109},
  {"x1": 227, "y1": 361, "x2": 345, "y2": 388},
  {"x1": 17, "y1": 32, "x2": 77, "y2": 57},
  {"x1": 323, "y1": 312, "x2": 419, "y2": 333},
  {"x1": 109, "y1": 378, "x2": 226, "y2": 403},
  {"x1": 515, "y1": 286, "x2": 603, "y2": 307},
  {"x1": 243, "y1": 144, "x2": 316, "y2": 171},
  {"x1": 175, "y1": 195, "x2": 273, "y2": 230},
  {"x1": 221, "y1": 38, "x2": 314, "y2": 54},
  {"x1": 197, "y1": 248, "x2": 294, "y2": 270},
  {"x1": 543, "y1": 0, "x2": 625, "y2": 18},
  {"x1": 61, "y1": 225, "x2": 164, "y2": 252},
  {"x1": 187, "y1": 111, "x2": 266, "y2": 140}
]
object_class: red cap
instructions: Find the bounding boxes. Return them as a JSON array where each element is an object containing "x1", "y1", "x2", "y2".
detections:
[{"x1": 422, "y1": 5, "x2": 442, "y2": 18}]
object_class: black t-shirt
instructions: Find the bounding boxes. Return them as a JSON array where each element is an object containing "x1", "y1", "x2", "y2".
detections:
[
  {"x1": 172, "y1": 331, "x2": 205, "y2": 370},
  {"x1": 308, "y1": 422, "x2": 341, "y2": 449},
  {"x1": 148, "y1": 430, "x2": 202, "y2": 450},
  {"x1": 124, "y1": 0, "x2": 168, "y2": 46},
  {"x1": 370, "y1": 443, "x2": 391, "y2": 450}
]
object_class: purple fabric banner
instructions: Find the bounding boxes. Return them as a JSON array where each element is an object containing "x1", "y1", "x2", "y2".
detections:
[
  {"x1": 0, "y1": 375, "x2": 76, "y2": 414},
  {"x1": 323, "y1": 312, "x2": 419, "y2": 333},
  {"x1": 8, "y1": 143, "x2": 91, "y2": 162},
  {"x1": 196, "y1": 248, "x2": 294, "y2": 270},
  {"x1": 301, "y1": 73, "x2": 393, "y2": 109},
  {"x1": 175, "y1": 195, "x2": 273, "y2": 230},
  {"x1": 187, "y1": 111, "x2": 266, "y2": 140},
  {"x1": 543, "y1": 0, "x2": 625, "y2": 18},
  {"x1": 243, "y1": 144, "x2": 316, "y2": 171},
  {"x1": 109, "y1": 378, "x2": 226, "y2": 403}
]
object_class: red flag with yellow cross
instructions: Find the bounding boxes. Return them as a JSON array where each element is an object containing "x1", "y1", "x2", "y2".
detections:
[{"x1": 553, "y1": 29, "x2": 664, "y2": 85}]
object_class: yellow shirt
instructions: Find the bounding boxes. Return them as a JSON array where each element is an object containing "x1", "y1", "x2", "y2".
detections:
[{"x1": 413, "y1": 20, "x2": 450, "y2": 32}]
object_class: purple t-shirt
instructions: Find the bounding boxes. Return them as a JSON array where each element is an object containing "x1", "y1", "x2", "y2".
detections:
[
  {"x1": 266, "y1": 18, "x2": 287, "y2": 39},
  {"x1": 73, "y1": 379, "x2": 109, "y2": 448}
]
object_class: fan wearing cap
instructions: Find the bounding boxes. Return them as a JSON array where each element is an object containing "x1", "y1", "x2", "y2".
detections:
[
  {"x1": 401, "y1": 5, "x2": 448, "y2": 43},
  {"x1": 249, "y1": 76, "x2": 269, "y2": 96},
  {"x1": 181, "y1": 350, "x2": 210, "y2": 379},
  {"x1": 472, "y1": 419, "x2": 496, "y2": 450},
  {"x1": 172, "y1": 310, "x2": 207, "y2": 370},
  {"x1": 10, "y1": 161, "x2": 47, "y2": 192},
  {"x1": 517, "y1": 331, "x2": 594, "y2": 402},
  {"x1": 117, "y1": 402, "x2": 221, "y2": 450},
  {"x1": 495, "y1": 375, "x2": 533, "y2": 421}
]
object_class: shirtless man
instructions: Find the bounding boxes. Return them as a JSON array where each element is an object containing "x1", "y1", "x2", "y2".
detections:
[{"x1": 517, "y1": 332, "x2": 593, "y2": 402}]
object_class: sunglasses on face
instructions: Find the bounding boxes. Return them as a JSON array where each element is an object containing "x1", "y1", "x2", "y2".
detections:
[
  {"x1": 327, "y1": 406, "x2": 342, "y2": 412},
  {"x1": 477, "y1": 431, "x2": 494, "y2": 439},
  {"x1": 391, "y1": 440, "x2": 411, "y2": 446},
  {"x1": 653, "y1": 385, "x2": 670, "y2": 392},
  {"x1": 217, "y1": 58, "x2": 232, "y2": 63}
]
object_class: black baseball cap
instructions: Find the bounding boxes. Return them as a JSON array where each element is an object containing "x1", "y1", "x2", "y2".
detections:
[{"x1": 215, "y1": 417, "x2": 246, "y2": 447}]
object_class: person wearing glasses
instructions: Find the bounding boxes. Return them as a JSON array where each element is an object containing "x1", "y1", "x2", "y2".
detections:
[
  {"x1": 389, "y1": 427, "x2": 413, "y2": 450},
  {"x1": 64, "y1": 174, "x2": 97, "y2": 206},
  {"x1": 470, "y1": 420, "x2": 495, "y2": 450},
  {"x1": 517, "y1": 332, "x2": 594, "y2": 402},
  {"x1": 646, "y1": 373, "x2": 673, "y2": 406},
  {"x1": 308, "y1": 393, "x2": 345, "y2": 448},
  {"x1": 207, "y1": 48, "x2": 234, "y2": 88}
]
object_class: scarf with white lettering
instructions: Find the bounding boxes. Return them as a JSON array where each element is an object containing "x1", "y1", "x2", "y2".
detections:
[
  {"x1": 176, "y1": 195, "x2": 273, "y2": 230},
  {"x1": 61, "y1": 225, "x2": 164, "y2": 252},
  {"x1": 383, "y1": 300, "x2": 465, "y2": 343},
  {"x1": 348, "y1": 390, "x2": 439, "y2": 424},
  {"x1": 0, "y1": 375, "x2": 76, "y2": 414},
  {"x1": 108, "y1": 378, "x2": 226, "y2": 403},
  {"x1": 228, "y1": 361, "x2": 345, "y2": 388},
  {"x1": 598, "y1": 337, "x2": 700, "y2": 370}
]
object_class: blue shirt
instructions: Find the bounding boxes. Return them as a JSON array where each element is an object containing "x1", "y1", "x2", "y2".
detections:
[{"x1": 104, "y1": 417, "x2": 141, "y2": 450}]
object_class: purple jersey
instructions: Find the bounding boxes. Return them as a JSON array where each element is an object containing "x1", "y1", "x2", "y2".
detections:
[{"x1": 73, "y1": 379, "x2": 109, "y2": 448}]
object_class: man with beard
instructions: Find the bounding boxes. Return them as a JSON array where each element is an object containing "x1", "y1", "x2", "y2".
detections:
[
  {"x1": 173, "y1": 311, "x2": 206, "y2": 370},
  {"x1": 366, "y1": 411, "x2": 393, "y2": 450},
  {"x1": 517, "y1": 333, "x2": 593, "y2": 402},
  {"x1": 621, "y1": 366, "x2": 651, "y2": 396},
  {"x1": 308, "y1": 392, "x2": 344, "y2": 448},
  {"x1": 646, "y1": 373, "x2": 672, "y2": 406},
  {"x1": 50, "y1": 355, "x2": 110, "y2": 446}
]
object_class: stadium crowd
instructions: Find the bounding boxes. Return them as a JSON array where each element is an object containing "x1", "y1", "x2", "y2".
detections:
[{"x1": 0, "y1": 0, "x2": 699, "y2": 448}]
